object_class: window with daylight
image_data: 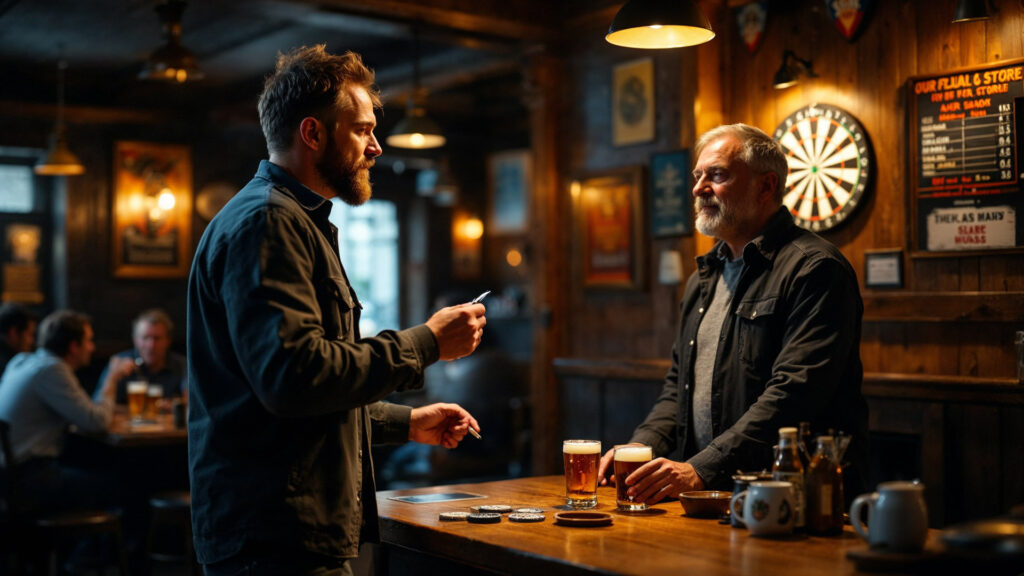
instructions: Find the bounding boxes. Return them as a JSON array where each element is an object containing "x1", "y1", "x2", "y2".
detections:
[
  {"x1": 328, "y1": 198, "x2": 399, "y2": 336},
  {"x1": 0, "y1": 164, "x2": 34, "y2": 213}
]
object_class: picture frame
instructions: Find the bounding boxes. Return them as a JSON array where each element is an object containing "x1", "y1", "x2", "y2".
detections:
[
  {"x1": 487, "y1": 149, "x2": 531, "y2": 234},
  {"x1": 612, "y1": 58, "x2": 655, "y2": 147},
  {"x1": 112, "y1": 141, "x2": 193, "y2": 279},
  {"x1": 864, "y1": 249, "x2": 903, "y2": 289},
  {"x1": 575, "y1": 166, "x2": 647, "y2": 290},
  {"x1": 649, "y1": 150, "x2": 692, "y2": 237}
]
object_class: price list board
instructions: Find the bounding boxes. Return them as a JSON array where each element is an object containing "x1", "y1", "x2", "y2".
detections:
[{"x1": 909, "y1": 60, "x2": 1024, "y2": 253}]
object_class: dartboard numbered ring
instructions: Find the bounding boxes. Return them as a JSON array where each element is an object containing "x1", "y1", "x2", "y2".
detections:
[{"x1": 773, "y1": 103, "x2": 873, "y2": 232}]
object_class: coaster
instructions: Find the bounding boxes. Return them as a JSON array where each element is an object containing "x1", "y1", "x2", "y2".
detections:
[
  {"x1": 467, "y1": 513, "x2": 502, "y2": 524},
  {"x1": 515, "y1": 508, "x2": 545, "y2": 514},
  {"x1": 439, "y1": 511, "x2": 470, "y2": 522},
  {"x1": 509, "y1": 513, "x2": 545, "y2": 523},
  {"x1": 472, "y1": 504, "x2": 512, "y2": 514}
]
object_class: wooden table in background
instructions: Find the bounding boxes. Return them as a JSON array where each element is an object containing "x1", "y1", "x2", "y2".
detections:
[
  {"x1": 73, "y1": 406, "x2": 186, "y2": 448},
  {"x1": 377, "y1": 475, "x2": 941, "y2": 576}
]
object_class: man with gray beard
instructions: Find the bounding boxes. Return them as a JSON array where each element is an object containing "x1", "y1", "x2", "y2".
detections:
[
  {"x1": 598, "y1": 124, "x2": 868, "y2": 507},
  {"x1": 187, "y1": 46, "x2": 486, "y2": 575}
]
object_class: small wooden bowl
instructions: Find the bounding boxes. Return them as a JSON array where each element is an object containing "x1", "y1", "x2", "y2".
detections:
[{"x1": 679, "y1": 491, "x2": 732, "y2": 517}]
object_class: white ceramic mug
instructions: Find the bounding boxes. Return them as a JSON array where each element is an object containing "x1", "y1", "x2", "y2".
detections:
[
  {"x1": 849, "y1": 481, "x2": 928, "y2": 552},
  {"x1": 730, "y1": 481, "x2": 795, "y2": 536}
]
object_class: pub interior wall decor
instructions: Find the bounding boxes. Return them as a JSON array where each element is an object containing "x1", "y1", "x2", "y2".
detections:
[
  {"x1": 111, "y1": 140, "x2": 193, "y2": 279},
  {"x1": 908, "y1": 59, "x2": 1024, "y2": 254},
  {"x1": 824, "y1": 0, "x2": 872, "y2": 41},
  {"x1": 612, "y1": 58, "x2": 655, "y2": 147},
  {"x1": 773, "y1": 103, "x2": 873, "y2": 233},
  {"x1": 574, "y1": 165, "x2": 647, "y2": 290}
]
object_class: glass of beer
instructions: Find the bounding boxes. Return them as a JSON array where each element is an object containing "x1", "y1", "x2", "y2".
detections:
[
  {"x1": 563, "y1": 439, "x2": 601, "y2": 509},
  {"x1": 614, "y1": 444, "x2": 653, "y2": 511},
  {"x1": 144, "y1": 384, "x2": 162, "y2": 421},
  {"x1": 127, "y1": 381, "x2": 148, "y2": 422}
]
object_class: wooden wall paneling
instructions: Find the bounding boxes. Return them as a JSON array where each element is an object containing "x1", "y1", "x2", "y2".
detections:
[
  {"x1": 560, "y1": 376, "x2": 603, "y2": 444},
  {"x1": 922, "y1": 402, "x2": 946, "y2": 527},
  {"x1": 980, "y1": 255, "x2": 1024, "y2": 290},
  {"x1": 958, "y1": 257, "x2": 980, "y2": 290},
  {"x1": 912, "y1": 258, "x2": 961, "y2": 291},
  {"x1": 860, "y1": 323, "x2": 882, "y2": 373},
  {"x1": 952, "y1": 404, "x2": 1004, "y2": 522},
  {"x1": 602, "y1": 378, "x2": 663, "y2": 449},
  {"x1": 1000, "y1": 404, "x2": 1024, "y2": 515},
  {"x1": 527, "y1": 51, "x2": 568, "y2": 476}
]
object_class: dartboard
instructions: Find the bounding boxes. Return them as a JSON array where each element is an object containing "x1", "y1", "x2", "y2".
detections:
[{"x1": 772, "y1": 103, "x2": 873, "y2": 232}]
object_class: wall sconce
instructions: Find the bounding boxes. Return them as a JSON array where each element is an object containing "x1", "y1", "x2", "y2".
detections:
[
  {"x1": 606, "y1": 0, "x2": 715, "y2": 49},
  {"x1": 772, "y1": 50, "x2": 817, "y2": 90},
  {"x1": 953, "y1": 0, "x2": 993, "y2": 22}
]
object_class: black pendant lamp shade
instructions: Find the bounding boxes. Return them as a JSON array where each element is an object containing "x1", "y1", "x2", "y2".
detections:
[
  {"x1": 606, "y1": 0, "x2": 715, "y2": 49},
  {"x1": 139, "y1": 0, "x2": 204, "y2": 83}
]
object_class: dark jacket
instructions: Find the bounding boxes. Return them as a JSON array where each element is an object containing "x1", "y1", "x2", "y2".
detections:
[
  {"x1": 187, "y1": 161, "x2": 439, "y2": 563},
  {"x1": 631, "y1": 208, "x2": 868, "y2": 495}
]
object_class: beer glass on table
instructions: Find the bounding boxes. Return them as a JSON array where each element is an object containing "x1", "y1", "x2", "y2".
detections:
[
  {"x1": 614, "y1": 444, "x2": 653, "y2": 511},
  {"x1": 144, "y1": 384, "x2": 162, "y2": 421},
  {"x1": 127, "y1": 381, "x2": 147, "y2": 422},
  {"x1": 563, "y1": 439, "x2": 601, "y2": 509}
]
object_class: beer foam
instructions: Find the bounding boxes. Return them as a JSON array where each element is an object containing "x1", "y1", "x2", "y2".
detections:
[
  {"x1": 562, "y1": 441, "x2": 601, "y2": 454},
  {"x1": 614, "y1": 446, "x2": 652, "y2": 462},
  {"x1": 127, "y1": 381, "x2": 148, "y2": 393}
]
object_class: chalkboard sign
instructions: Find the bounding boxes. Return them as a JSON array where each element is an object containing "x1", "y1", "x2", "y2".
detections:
[{"x1": 909, "y1": 59, "x2": 1024, "y2": 253}]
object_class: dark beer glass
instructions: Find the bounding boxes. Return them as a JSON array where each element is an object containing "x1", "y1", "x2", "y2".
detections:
[{"x1": 614, "y1": 445, "x2": 653, "y2": 511}]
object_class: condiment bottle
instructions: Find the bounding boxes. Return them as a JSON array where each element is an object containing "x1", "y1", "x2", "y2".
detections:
[
  {"x1": 773, "y1": 426, "x2": 805, "y2": 529},
  {"x1": 805, "y1": 435, "x2": 844, "y2": 535}
]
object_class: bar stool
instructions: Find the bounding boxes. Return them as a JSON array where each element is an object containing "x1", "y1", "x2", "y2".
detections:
[
  {"x1": 0, "y1": 420, "x2": 130, "y2": 575},
  {"x1": 146, "y1": 490, "x2": 196, "y2": 575}
]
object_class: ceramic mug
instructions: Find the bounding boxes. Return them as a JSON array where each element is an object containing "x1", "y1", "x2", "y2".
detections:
[
  {"x1": 850, "y1": 481, "x2": 928, "y2": 552},
  {"x1": 730, "y1": 481, "x2": 795, "y2": 536}
]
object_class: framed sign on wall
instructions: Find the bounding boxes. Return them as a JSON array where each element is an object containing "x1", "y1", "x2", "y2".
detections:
[
  {"x1": 112, "y1": 141, "x2": 193, "y2": 278},
  {"x1": 908, "y1": 59, "x2": 1024, "y2": 254},
  {"x1": 612, "y1": 58, "x2": 655, "y2": 147},
  {"x1": 574, "y1": 166, "x2": 646, "y2": 290}
]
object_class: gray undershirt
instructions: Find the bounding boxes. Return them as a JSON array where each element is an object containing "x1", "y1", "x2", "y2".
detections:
[{"x1": 693, "y1": 252, "x2": 744, "y2": 451}]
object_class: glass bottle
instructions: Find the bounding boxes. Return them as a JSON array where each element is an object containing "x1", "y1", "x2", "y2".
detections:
[
  {"x1": 772, "y1": 426, "x2": 805, "y2": 529},
  {"x1": 806, "y1": 435, "x2": 844, "y2": 535},
  {"x1": 797, "y1": 421, "x2": 813, "y2": 471}
]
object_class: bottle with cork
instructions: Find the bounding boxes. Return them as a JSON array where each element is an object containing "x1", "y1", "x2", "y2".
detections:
[{"x1": 773, "y1": 426, "x2": 806, "y2": 529}]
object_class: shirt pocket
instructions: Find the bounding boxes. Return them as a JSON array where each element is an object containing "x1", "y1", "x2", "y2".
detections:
[
  {"x1": 319, "y1": 276, "x2": 356, "y2": 341},
  {"x1": 734, "y1": 296, "x2": 779, "y2": 375}
]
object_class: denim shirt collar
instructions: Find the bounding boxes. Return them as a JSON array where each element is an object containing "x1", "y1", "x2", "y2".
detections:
[{"x1": 257, "y1": 160, "x2": 334, "y2": 222}]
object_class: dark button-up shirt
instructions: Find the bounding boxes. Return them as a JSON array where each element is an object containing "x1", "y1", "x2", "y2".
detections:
[
  {"x1": 187, "y1": 161, "x2": 439, "y2": 563},
  {"x1": 630, "y1": 208, "x2": 868, "y2": 495},
  {"x1": 93, "y1": 349, "x2": 187, "y2": 403}
]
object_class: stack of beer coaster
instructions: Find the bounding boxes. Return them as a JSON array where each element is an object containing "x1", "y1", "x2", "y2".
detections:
[{"x1": 438, "y1": 504, "x2": 547, "y2": 523}]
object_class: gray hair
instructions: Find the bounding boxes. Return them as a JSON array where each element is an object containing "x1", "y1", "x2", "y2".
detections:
[{"x1": 695, "y1": 123, "x2": 789, "y2": 202}]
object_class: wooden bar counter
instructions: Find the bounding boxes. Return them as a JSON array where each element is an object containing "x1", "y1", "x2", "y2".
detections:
[{"x1": 377, "y1": 475, "x2": 938, "y2": 576}]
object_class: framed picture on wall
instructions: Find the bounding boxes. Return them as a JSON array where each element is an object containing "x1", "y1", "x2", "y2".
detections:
[
  {"x1": 111, "y1": 140, "x2": 193, "y2": 279},
  {"x1": 612, "y1": 58, "x2": 655, "y2": 147},
  {"x1": 575, "y1": 165, "x2": 647, "y2": 290},
  {"x1": 487, "y1": 149, "x2": 531, "y2": 234},
  {"x1": 650, "y1": 150, "x2": 692, "y2": 237}
]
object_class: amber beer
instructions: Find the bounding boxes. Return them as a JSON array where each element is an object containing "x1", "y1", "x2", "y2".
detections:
[
  {"x1": 127, "y1": 381, "x2": 148, "y2": 422},
  {"x1": 614, "y1": 445, "x2": 653, "y2": 511},
  {"x1": 144, "y1": 385, "x2": 162, "y2": 421},
  {"x1": 563, "y1": 439, "x2": 601, "y2": 509}
]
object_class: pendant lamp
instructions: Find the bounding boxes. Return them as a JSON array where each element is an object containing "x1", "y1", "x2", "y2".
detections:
[
  {"x1": 35, "y1": 58, "x2": 84, "y2": 176},
  {"x1": 139, "y1": 0, "x2": 204, "y2": 83},
  {"x1": 606, "y1": 0, "x2": 715, "y2": 49},
  {"x1": 387, "y1": 31, "x2": 445, "y2": 149}
]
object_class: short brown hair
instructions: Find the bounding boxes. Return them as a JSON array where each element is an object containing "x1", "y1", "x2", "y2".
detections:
[
  {"x1": 258, "y1": 45, "x2": 381, "y2": 154},
  {"x1": 38, "y1": 310, "x2": 90, "y2": 357}
]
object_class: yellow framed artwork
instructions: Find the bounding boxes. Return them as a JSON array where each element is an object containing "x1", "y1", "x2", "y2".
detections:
[{"x1": 111, "y1": 140, "x2": 193, "y2": 278}]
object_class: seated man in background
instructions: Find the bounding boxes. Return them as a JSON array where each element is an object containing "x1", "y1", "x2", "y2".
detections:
[
  {"x1": 93, "y1": 308, "x2": 187, "y2": 404},
  {"x1": 0, "y1": 309, "x2": 135, "y2": 513},
  {"x1": 0, "y1": 302, "x2": 37, "y2": 377}
]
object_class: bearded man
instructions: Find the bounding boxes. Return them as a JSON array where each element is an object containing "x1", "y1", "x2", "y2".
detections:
[
  {"x1": 598, "y1": 124, "x2": 868, "y2": 507},
  {"x1": 187, "y1": 46, "x2": 487, "y2": 575}
]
